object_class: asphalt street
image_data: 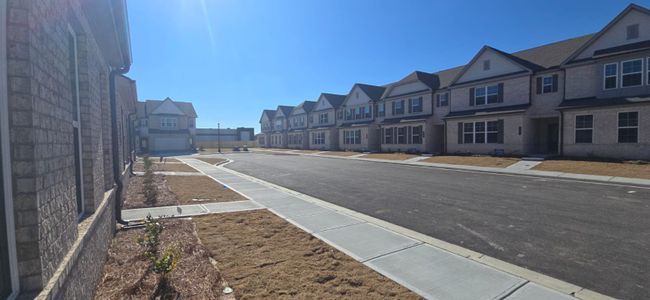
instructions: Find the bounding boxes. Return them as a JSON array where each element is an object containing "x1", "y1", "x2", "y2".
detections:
[{"x1": 224, "y1": 152, "x2": 650, "y2": 300}]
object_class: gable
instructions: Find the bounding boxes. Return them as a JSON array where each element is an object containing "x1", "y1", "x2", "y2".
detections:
[
  {"x1": 574, "y1": 8, "x2": 650, "y2": 60},
  {"x1": 387, "y1": 81, "x2": 429, "y2": 97},
  {"x1": 260, "y1": 113, "x2": 270, "y2": 123},
  {"x1": 150, "y1": 99, "x2": 185, "y2": 115},
  {"x1": 455, "y1": 48, "x2": 527, "y2": 84},
  {"x1": 291, "y1": 107, "x2": 306, "y2": 116},
  {"x1": 314, "y1": 95, "x2": 333, "y2": 111},
  {"x1": 343, "y1": 86, "x2": 372, "y2": 106}
]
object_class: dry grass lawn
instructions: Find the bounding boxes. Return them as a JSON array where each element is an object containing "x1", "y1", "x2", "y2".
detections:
[
  {"x1": 134, "y1": 162, "x2": 199, "y2": 173},
  {"x1": 534, "y1": 160, "x2": 650, "y2": 179},
  {"x1": 166, "y1": 175, "x2": 246, "y2": 205},
  {"x1": 194, "y1": 210, "x2": 421, "y2": 299},
  {"x1": 295, "y1": 150, "x2": 323, "y2": 154},
  {"x1": 320, "y1": 151, "x2": 360, "y2": 157},
  {"x1": 423, "y1": 156, "x2": 519, "y2": 168},
  {"x1": 196, "y1": 157, "x2": 227, "y2": 165},
  {"x1": 362, "y1": 153, "x2": 419, "y2": 161}
]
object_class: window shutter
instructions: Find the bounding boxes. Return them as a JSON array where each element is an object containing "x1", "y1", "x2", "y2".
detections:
[
  {"x1": 407, "y1": 126, "x2": 412, "y2": 144},
  {"x1": 469, "y1": 88, "x2": 475, "y2": 106},
  {"x1": 552, "y1": 74, "x2": 559, "y2": 92},
  {"x1": 381, "y1": 128, "x2": 385, "y2": 143},
  {"x1": 458, "y1": 122, "x2": 463, "y2": 144},
  {"x1": 391, "y1": 101, "x2": 395, "y2": 114},
  {"x1": 436, "y1": 94, "x2": 440, "y2": 107},
  {"x1": 408, "y1": 99, "x2": 412, "y2": 113},
  {"x1": 536, "y1": 77, "x2": 542, "y2": 94},
  {"x1": 497, "y1": 83, "x2": 504, "y2": 103},
  {"x1": 497, "y1": 119, "x2": 504, "y2": 144}
]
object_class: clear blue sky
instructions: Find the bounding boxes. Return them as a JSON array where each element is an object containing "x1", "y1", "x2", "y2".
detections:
[{"x1": 127, "y1": 0, "x2": 647, "y2": 131}]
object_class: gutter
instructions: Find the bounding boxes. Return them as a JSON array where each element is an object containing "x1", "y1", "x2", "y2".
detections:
[{"x1": 110, "y1": 66, "x2": 130, "y2": 225}]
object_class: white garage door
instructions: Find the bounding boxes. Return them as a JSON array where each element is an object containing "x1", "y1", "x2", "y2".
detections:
[{"x1": 153, "y1": 137, "x2": 188, "y2": 152}]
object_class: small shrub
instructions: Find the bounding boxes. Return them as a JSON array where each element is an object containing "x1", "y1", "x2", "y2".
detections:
[
  {"x1": 137, "y1": 216, "x2": 180, "y2": 298},
  {"x1": 142, "y1": 156, "x2": 157, "y2": 205}
]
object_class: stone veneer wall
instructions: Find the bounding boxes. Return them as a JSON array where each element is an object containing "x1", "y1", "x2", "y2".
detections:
[{"x1": 5, "y1": 0, "x2": 127, "y2": 296}]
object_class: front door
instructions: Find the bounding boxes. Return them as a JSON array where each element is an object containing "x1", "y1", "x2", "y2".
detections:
[{"x1": 547, "y1": 123, "x2": 559, "y2": 153}]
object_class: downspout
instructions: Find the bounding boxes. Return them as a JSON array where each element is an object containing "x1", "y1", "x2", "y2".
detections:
[
  {"x1": 110, "y1": 66, "x2": 130, "y2": 225},
  {"x1": 127, "y1": 112, "x2": 137, "y2": 176}
]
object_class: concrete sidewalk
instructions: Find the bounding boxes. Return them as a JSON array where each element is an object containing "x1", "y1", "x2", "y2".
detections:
[
  {"x1": 179, "y1": 157, "x2": 613, "y2": 300},
  {"x1": 254, "y1": 149, "x2": 650, "y2": 187}
]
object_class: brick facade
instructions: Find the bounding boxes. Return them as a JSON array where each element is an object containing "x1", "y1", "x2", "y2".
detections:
[{"x1": 3, "y1": 0, "x2": 135, "y2": 298}]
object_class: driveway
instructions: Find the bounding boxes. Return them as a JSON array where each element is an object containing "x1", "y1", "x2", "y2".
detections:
[{"x1": 224, "y1": 152, "x2": 650, "y2": 300}]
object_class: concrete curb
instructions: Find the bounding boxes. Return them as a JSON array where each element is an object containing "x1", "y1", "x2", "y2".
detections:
[
  {"x1": 210, "y1": 156, "x2": 615, "y2": 300},
  {"x1": 254, "y1": 149, "x2": 650, "y2": 188}
]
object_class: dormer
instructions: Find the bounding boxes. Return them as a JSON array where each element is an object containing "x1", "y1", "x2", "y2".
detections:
[
  {"x1": 564, "y1": 4, "x2": 650, "y2": 64},
  {"x1": 340, "y1": 83, "x2": 386, "y2": 123},
  {"x1": 312, "y1": 93, "x2": 346, "y2": 126},
  {"x1": 381, "y1": 71, "x2": 437, "y2": 119},
  {"x1": 450, "y1": 46, "x2": 538, "y2": 86}
]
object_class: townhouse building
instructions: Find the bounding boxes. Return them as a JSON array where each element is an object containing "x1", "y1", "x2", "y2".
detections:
[
  {"x1": 338, "y1": 84, "x2": 386, "y2": 152},
  {"x1": 136, "y1": 98, "x2": 197, "y2": 153},
  {"x1": 287, "y1": 101, "x2": 316, "y2": 149},
  {"x1": 308, "y1": 93, "x2": 347, "y2": 150},
  {"x1": 2, "y1": 0, "x2": 137, "y2": 299},
  {"x1": 258, "y1": 109, "x2": 275, "y2": 147},
  {"x1": 270, "y1": 105, "x2": 294, "y2": 148},
  {"x1": 379, "y1": 71, "x2": 440, "y2": 153},
  {"x1": 259, "y1": 4, "x2": 649, "y2": 160}
]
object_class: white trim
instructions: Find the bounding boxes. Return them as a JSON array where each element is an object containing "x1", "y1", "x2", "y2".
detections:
[
  {"x1": 574, "y1": 114, "x2": 593, "y2": 144},
  {"x1": 617, "y1": 111, "x2": 639, "y2": 143},
  {"x1": 620, "y1": 58, "x2": 643, "y2": 88},
  {"x1": 603, "y1": 62, "x2": 618, "y2": 90},
  {"x1": 67, "y1": 24, "x2": 85, "y2": 219},
  {"x1": 1, "y1": 0, "x2": 20, "y2": 296},
  {"x1": 541, "y1": 75, "x2": 554, "y2": 94}
]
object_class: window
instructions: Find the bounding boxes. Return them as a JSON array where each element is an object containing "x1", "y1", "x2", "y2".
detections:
[
  {"x1": 542, "y1": 76, "x2": 554, "y2": 93},
  {"x1": 436, "y1": 93, "x2": 449, "y2": 107},
  {"x1": 486, "y1": 121, "x2": 499, "y2": 143},
  {"x1": 68, "y1": 25, "x2": 84, "y2": 218},
  {"x1": 647, "y1": 58, "x2": 650, "y2": 85},
  {"x1": 312, "y1": 132, "x2": 325, "y2": 145},
  {"x1": 483, "y1": 60, "x2": 491, "y2": 71},
  {"x1": 319, "y1": 112, "x2": 328, "y2": 124},
  {"x1": 161, "y1": 117, "x2": 177, "y2": 129},
  {"x1": 397, "y1": 127, "x2": 406, "y2": 144},
  {"x1": 474, "y1": 85, "x2": 499, "y2": 105},
  {"x1": 474, "y1": 122, "x2": 485, "y2": 143},
  {"x1": 141, "y1": 119, "x2": 148, "y2": 127},
  {"x1": 463, "y1": 123, "x2": 474, "y2": 143},
  {"x1": 618, "y1": 112, "x2": 638, "y2": 143},
  {"x1": 627, "y1": 24, "x2": 639, "y2": 40},
  {"x1": 344, "y1": 130, "x2": 361, "y2": 144},
  {"x1": 411, "y1": 97, "x2": 423, "y2": 113},
  {"x1": 575, "y1": 115, "x2": 593, "y2": 144},
  {"x1": 394, "y1": 100, "x2": 405, "y2": 115},
  {"x1": 604, "y1": 63, "x2": 618, "y2": 90},
  {"x1": 378, "y1": 103, "x2": 385, "y2": 117},
  {"x1": 337, "y1": 110, "x2": 343, "y2": 120},
  {"x1": 384, "y1": 127, "x2": 393, "y2": 144},
  {"x1": 412, "y1": 126, "x2": 423, "y2": 144},
  {"x1": 621, "y1": 59, "x2": 642, "y2": 87},
  {"x1": 354, "y1": 130, "x2": 361, "y2": 144}
]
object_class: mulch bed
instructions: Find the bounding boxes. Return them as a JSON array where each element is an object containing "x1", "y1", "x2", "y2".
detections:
[
  {"x1": 166, "y1": 176, "x2": 246, "y2": 205},
  {"x1": 123, "y1": 175, "x2": 179, "y2": 209},
  {"x1": 95, "y1": 218, "x2": 224, "y2": 299},
  {"x1": 423, "y1": 155, "x2": 519, "y2": 168},
  {"x1": 194, "y1": 210, "x2": 421, "y2": 299},
  {"x1": 534, "y1": 159, "x2": 650, "y2": 179}
]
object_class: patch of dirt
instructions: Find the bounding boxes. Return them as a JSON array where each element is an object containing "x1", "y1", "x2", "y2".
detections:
[
  {"x1": 95, "y1": 219, "x2": 223, "y2": 299},
  {"x1": 534, "y1": 159, "x2": 650, "y2": 179},
  {"x1": 123, "y1": 175, "x2": 179, "y2": 209},
  {"x1": 320, "y1": 151, "x2": 359, "y2": 157},
  {"x1": 195, "y1": 157, "x2": 227, "y2": 165},
  {"x1": 194, "y1": 210, "x2": 421, "y2": 299},
  {"x1": 166, "y1": 176, "x2": 246, "y2": 205},
  {"x1": 133, "y1": 162, "x2": 199, "y2": 173},
  {"x1": 423, "y1": 155, "x2": 519, "y2": 168},
  {"x1": 362, "y1": 153, "x2": 419, "y2": 160}
]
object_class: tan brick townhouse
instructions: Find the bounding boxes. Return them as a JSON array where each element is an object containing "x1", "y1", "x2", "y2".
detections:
[
  {"x1": 1, "y1": 0, "x2": 137, "y2": 298},
  {"x1": 308, "y1": 93, "x2": 347, "y2": 150},
  {"x1": 260, "y1": 4, "x2": 649, "y2": 160},
  {"x1": 135, "y1": 97, "x2": 198, "y2": 154},
  {"x1": 287, "y1": 100, "x2": 316, "y2": 149}
]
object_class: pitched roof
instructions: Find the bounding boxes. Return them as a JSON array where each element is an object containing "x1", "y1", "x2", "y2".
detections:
[
  {"x1": 382, "y1": 71, "x2": 439, "y2": 98},
  {"x1": 433, "y1": 66, "x2": 465, "y2": 89},
  {"x1": 276, "y1": 105, "x2": 294, "y2": 117},
  {"x1": 141, "y1": 98, "x2": 197, "y2": 117},
  {"x1": 558, "y1": 95, "x2": 650, "y2": 109},
  {"x1": 260, "y1": 109, "x2": 276, "y2": 122},
  {"x1": 511, "y1": 34, "x2": 594, "y2": 68},
  {"x1": 445, "y1": 103, "x2": 530, "y2": 118},
  {"x1": 292, "y1": 101, "x2": 316, "y2": 115},
  {"x1": 321, "y1": 93, "x2": 347, "y2": 108},
  {"x1": 355, "y1": 83, "x2": 386, "y2": 101}
]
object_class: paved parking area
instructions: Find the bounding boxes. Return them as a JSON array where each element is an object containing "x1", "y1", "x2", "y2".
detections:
[{"x1": 220, "y1": 152, "x2": 650, "y2": 300}]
